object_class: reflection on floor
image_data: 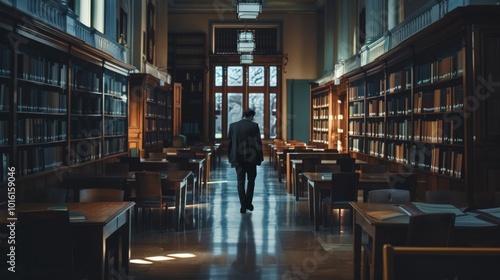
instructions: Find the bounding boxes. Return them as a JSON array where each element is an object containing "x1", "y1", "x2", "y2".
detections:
[{"x1": 128, "y1": 158, "x2": 354, "y2": 280}]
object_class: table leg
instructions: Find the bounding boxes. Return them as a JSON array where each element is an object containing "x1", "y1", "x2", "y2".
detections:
[{"x1": 353, "y1": 222, "x2": 362, "y2": 280}]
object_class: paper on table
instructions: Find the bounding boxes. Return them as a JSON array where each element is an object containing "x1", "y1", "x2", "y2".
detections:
[
  {"x1": 367, "y1": 210, "x2": 406, "y2": 220},
  {"x1": 399, "y1": 202, "x2": 466, "y2": 216}
]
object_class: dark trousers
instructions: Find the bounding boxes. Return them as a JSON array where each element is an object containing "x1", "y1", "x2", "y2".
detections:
[{"x1": 235, "y1": 162, "x2": 257, "y2": 208}]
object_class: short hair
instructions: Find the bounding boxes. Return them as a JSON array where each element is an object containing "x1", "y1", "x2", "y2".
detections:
[{"x1": 243, "y1": 108, "x2": 256, "y2": 118}]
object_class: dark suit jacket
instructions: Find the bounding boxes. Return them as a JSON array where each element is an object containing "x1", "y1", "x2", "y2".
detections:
[{"x1": 228, "y1": 119, "x2": 264, "y2": 166}]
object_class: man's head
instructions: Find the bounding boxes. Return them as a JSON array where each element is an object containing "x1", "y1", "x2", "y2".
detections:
[{"x1": 242, "y1": 108, "x2": 256, "y2": 119}]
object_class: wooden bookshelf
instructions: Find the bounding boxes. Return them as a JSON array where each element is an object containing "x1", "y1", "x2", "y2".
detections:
[
  {"x1": 168, "y1": 33, "x2": 206, "y2": 144},
  {"x1": 0, "y1": 5, "x2": 133, "y2": 186},
  {"x1": 344, "y1": 7, "x2": 500, "y2": 203},
  {"x1": 310, "y1": 79, "x2": 347, "y2": 151},
  {"x1": 128, "y1": 73, "x2": 173, "y2": 157}
]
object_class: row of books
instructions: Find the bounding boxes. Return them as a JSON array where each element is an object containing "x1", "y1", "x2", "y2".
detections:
[
  {"x1": 312, "y1": 107, "x2": 329, "y2": 120},
  {"x1": 0, "y1": 152, "x2": 9, "y2": 181},
  {"x1": 366, "y1": 122, "x2": 385, "y2": 138},
  {"x1": 348, "y1": 138, "x2": 363, "y2": 153},
  {"x1": 366, "y1": 76, "x2": 385, "y2": 97},
  {"x1": 312, "y1": 94, "x2": 329, "y2": 107},
  {"x1": 415, "y1": 49, "x2": 464, "y2": 85},
  {"x1": 144, "y1": 131, "x2": 169, "y2": 146},
  {"x1": 104, "y1": 118, "x2": 127, "y2": 136},
  {"x1": 312, "y1": 119, "x2": 329, "y2": 131},
  {"x1": 386, "y1": 119, "x2": 411, "y2": 141},
  {"x1": 70, "y1": 117, "x2": 102, "y2": 139},
  {"x1": 386, "y1": 69, "x2": 412, "y2": 93},
  {"x1": 103, "y1": 74, "x2": 126, "y2": 96},
  {"x1": 104, "y1": 96, "x2": 127, "y2": 116},
  {"x1": 0, "y1": 83, "x2": 10, "y2": 111},
  {"x1": 17, "y1": 52, "x2": 67, "y2": 87},
  {"x1": 182, "y1": 122, "x2": 201, "y2": 135},
  {"x1": 311, "y1": 132, "x2": 329, "y2": 143},
  {"x1": 413, "y1": 118, "x2": 464, "y2": 144},
  {"x1": 0, "y1": 44, "x2": 12, "y2": 77},
  {"x1": 71, "y1": 94, "x2": 102, "y2": 115},
  {"x1": 366, "y1": 139, "x2": 385, "y2": 158},
  {"x1": 410, "y1": 146, "x2": 464, "y2": 178},
  {"x1": 413, "y1": 85, "x2": 464, "y2": 113},
  {"x1": 17, "y1": 146, "x2": 65, "y2": 176},
  {"x1": 348, "y1": 81, "x2": 365, "y2": 101},
  {"x1": 348, "y1": 120, "x2": 364, "y2": 136},
  {"x1": 18, "y1": 87, "x2": 67, "y2": 113},
  {"x1": 69, "y1": 140, "x2": 102, "y2": 164},
  {"x1": 367, "y1": 99, "x2": 385, "y2": 117},
  {"x1": 386, "y1": 142, "x2": 410, "y2": 164},
  {"x1": 144, "y1": 90, "x2": 167, "y2": 104},
  {"x1": 146, "y1": 103, "x2": 167, "y2": 117},
  {"x1": 348, "y1": 101, "x2": 365, "y2": 117},
  {"x1": 146, "y1": 119, "x2": 169, "y2": 131},
  {"x1": 103, "y1": 138, "x2": 127, "y2": 156},
  {"x1": 72, "y1": 67, "x2": 101, "y2": 92},
  {"x1": 0, "y1": 121, "x2": 8, "y2": 145},
  {"x1": 16, "y1": 118, "x2": 67, "y2": 144},
  {"x1": 387, "y1": 95, "x2": 411, "y2": 116}
]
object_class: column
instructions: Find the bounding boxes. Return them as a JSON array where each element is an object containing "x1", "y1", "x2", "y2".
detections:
[
  {"x1": 92, "y1": 0, "x2": 104, "y2": 33},
  {"x1": 365, "y1": 0, "x2": 385, "y2": 44},
  {"x1": 387, "y1": 0, "x2": 399, "y2": 30},
  {"x1": 77, "y1": 0, "x2": 91, "y2": 27},
  {"x1": 105, "y1": 0, "x2": 117, "y2": 40},
  {"x1": 337, "y1": 0, "x2": 350, "y2": 61},
  {"x1": 323, "y1": 0, "x2": 335, "y2": 73}
]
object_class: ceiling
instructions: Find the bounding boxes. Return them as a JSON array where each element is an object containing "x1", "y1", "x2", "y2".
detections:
[{"x1": 167, "y1": 0, "x2": 325, "y2": 14}]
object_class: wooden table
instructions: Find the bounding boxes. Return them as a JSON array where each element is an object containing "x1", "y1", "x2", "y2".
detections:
[
  {"x1": 292, "y1": 159, "x2": 367, "y2": 201},
  {"x1": 302, "y1": 172, "x2": 401, "y2": 231},
  {"x1": 350, "y1": 202, "x2": 500, "y2": 280},
  {"x1": 1, "y1": 202, "x2": 135, "y2": 280}
]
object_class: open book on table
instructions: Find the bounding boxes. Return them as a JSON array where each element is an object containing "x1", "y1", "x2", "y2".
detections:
[
  {"x1": 367, "y1": 210, "x2": 406, "y2": 220},
  {"x1": 399, "y1": 202, "x2": 466, "y2": 216}
]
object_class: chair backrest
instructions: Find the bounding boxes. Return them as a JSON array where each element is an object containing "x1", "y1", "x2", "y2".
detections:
[
  {"x1": 23, "y1": 188, "x2": 67, "y2": 203},
  {"x1": 135, "y1": 171, "x2": 163, "y2": 203},
  {"x1": 383, "y1": 244, "x2": 500, "y2": 280},
  {"x1": 79, "y1": 188, "x2": 124, "y2": 202},
  {"x1": 315, "y1": 164, "x2": 341, "y2": 173},
  {"x1": 425, "y1": 190, "x2": 467, "y2": 208},
  {"x1": 387, "y1": 173, "x2": 417, "y2": 201},
  {"x1": 336, "y1": 157, "x2": 355, "y2": 172},
  {"x1": 474, "y1": 191, "x2": 500, "y2": 208},
  {"x1": 302, "y1": 158, "x2": 322, "y2": 173},
  {"x1": 367, "y1": 189, "x2": 410, "y2": 204},
  {"x1": 361, "y1": 164, "x2": 386, "y2": 173},
  {"x1": 406, "y1": 213, "x2": 456, "y2": 247},
  {"x1": 105, "y1": 163, "x2": 129, "y2": 176},
  {"x1": 18, "y1": 210, "x2": 74, "y2": 278},
  {"x1": 330, "y1": 172, "x2": 360, "y2": 203}
]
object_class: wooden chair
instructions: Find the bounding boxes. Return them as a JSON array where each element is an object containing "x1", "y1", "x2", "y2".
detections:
[
  {"x1": 474, "y1": 191, "x2": 500, "y2": 208},
  {"x1": 23, "y1": 188, "x2": 67, "y2": 203},
  {"x1": 387, "y1": 173, "x2": 418, "y2": 201},
  {"x1": 367, "y1": 189, "x2": 410, "y2": 204},
  {"x1": 322, "y1": 172, "x2": 360, "y2": 233},
  {"x1": 18, "y1": 210, "x2": 76, "y2": 279},
  {"x1": 135, "y1": 171, "x2": 170, "y2": 232},
  {"x1": 425, "y1": 190, "x2": 467, "y2": 208},
  {"x1": 383, "y1": 244, "x2": 500, "y2": 280},
  {"x1": 79, "y1": 188, "x2": 124, "y2": 202},
  {"x1": 406, "y1": 213, "x2": 456, "y2": 246}
]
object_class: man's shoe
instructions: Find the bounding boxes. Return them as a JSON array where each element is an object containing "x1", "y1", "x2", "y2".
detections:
[
  {"x1": 247, "y1": 204, "x2": 254, "y2": 211},
  {"x1": 240, "y1": 207, "x2": 246, "y2": 214}
]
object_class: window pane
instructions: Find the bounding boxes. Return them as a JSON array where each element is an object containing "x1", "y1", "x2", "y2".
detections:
[
  {"x1": 227, "y1": 66, "x2": 243, "y2": 86},
  {"x1": 249, "y1": 66, "x2": 264, "y2": 87},
  {"x1": 215, "y1": 66, "x2": 223, "y2": 86},
  {"x1": 269, "y1": 66, "x2": 277, "y2": 87},
  {"x1": 270, "y1": 93, "x2": 277, "y2": 138},
  {"x1": 227, "y1": 93, "x2": 243, "y2": 132},
  {"x1": 249, "y1": 93, "x2": 264, "y2": 138},
  {"x1": 215, "y1": 92, "x2": 222, "y2": 139}
]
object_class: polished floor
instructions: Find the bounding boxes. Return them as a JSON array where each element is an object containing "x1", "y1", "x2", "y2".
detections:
[{"x1": 128, "y1": 157, "x2": 355, "y2": 280}]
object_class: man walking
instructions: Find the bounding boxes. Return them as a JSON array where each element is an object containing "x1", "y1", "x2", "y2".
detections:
[{"x1": 228, "y1": 108, "x2": 264, "y2": 213}]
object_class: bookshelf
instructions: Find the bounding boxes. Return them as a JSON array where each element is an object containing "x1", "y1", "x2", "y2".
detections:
[
  {"x1": 0, "y1": 5, "x2": 133, "y2": 185},
  {"x1": 345, "y1": 7, "x2": 500, "y2": 202},
  {"x1": 168, "y1": 33, "x2": 206, "y2": 144},
  {"x1": 310, "y1": 80, "x2": 347, "y2": 151},
  {"x1": 128, "y1": 73, "x2": 173, "y2": 158}
]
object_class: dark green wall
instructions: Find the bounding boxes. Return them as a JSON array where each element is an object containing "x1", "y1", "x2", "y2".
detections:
[{"x1": 286, "y1": 79, "x2": 312, "y2": 142}]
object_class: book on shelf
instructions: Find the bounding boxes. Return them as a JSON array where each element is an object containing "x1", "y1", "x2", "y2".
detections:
[{"x1": 367, "y1": 210, "x2": 406, "y2": 220}]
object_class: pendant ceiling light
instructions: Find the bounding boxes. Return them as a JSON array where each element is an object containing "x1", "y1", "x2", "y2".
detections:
[
  {"x1": 237, "y1": 0, "x2": 262, "y2": 20},
  {"x1": 237, "y1": 30, "x2": 255, "y2": 53},
  {"x1": 240, "y1": 54, "x2": 253, "y2": 64}
]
